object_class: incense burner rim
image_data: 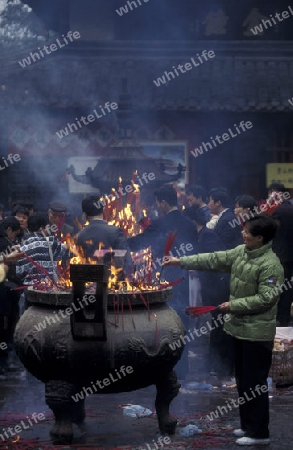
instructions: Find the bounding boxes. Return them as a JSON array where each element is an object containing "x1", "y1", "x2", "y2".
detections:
[{"x1": 26, "y1": 286, "x2": 173, "y2": 307}]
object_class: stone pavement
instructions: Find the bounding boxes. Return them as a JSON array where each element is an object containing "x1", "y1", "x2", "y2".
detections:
[
  {"x1": 0, "y1": 333, "x2": 293, "y2": 450},
  {"x1": 1, "y1": 367, "x2": 293, "y2": 449}
]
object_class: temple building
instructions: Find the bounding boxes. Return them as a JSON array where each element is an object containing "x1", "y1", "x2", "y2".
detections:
[{"x1": 0, "y1": 0, "x2": 293, "y2": 208}]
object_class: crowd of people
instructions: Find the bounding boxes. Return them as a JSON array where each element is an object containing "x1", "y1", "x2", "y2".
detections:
[{"x1": 0, "y1": 181, "x2": 292, "y2": 446}]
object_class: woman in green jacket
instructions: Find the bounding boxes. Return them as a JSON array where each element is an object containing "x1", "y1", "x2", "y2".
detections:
[{"x1": 164, "y1": 215, "x2": 284, "y2": 446}]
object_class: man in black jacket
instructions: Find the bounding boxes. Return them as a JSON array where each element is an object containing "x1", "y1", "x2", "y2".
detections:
[
  {"x1": 76, "y1": 196, "x2": 132, "y2": 274},
  {"x1": 268, "y1": 183, "x2": 293, "y2": 326},
  {"x1": 128, "y1": 186, "x2": 198, "y2": 380},
  {"x1": 128, "y1": 186, "x2": 198, "y2": 306},
  {"x1": 208, "y1": 188, "x2": 242, "y2": 250}
]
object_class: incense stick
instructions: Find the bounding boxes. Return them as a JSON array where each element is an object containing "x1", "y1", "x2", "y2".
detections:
[{"x1": 22, "y1": 252, "x2": 58, "y2": 288}]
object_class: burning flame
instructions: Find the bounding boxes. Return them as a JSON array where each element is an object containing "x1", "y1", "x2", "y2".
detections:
[
  {"x1": 133, "y1": 183, "x2": 139, "y2": 193},
  {"x1": 31, "y1": 173, "x2": 171, "y2": 293},
  {"x1": 12, "y1": 435, "x2": 20, "y2": 443},
  {"x1": 109, "y1": 202, "x2": 140, "y2": 238}
]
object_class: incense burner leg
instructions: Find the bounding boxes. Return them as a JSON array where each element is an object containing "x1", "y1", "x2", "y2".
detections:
[
  {"x1": 45, "y1": 380, "x2": 75, "y2": 444},
  {"x1": 155, "y1": 369, "x2": 180, "y2": 434}
]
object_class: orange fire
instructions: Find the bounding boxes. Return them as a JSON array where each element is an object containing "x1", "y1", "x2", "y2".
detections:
[
  {"x1": 12, "y1": 435, "x2": 20, "y2": 443},
  {"x1": 41, "y1": 174, "x2": 169, "y2": 293}
]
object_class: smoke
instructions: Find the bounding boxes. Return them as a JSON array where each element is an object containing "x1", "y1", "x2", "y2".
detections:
[
  {"x1": 0, "y1": 1, "x2": 279, "y2": 209},
  {"x1": 0, "y1": 0, "x2": 47, "y2": 49}
]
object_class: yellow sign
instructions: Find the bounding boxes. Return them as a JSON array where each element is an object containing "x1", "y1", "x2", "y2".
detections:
[{"x1": 266, "y1": 163, "x2": 293, "y2": 188}]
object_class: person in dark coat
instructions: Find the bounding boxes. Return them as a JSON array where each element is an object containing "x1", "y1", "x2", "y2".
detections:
[
  {"x1": 185, "y1": 185, "x2": 210, "y2": 222},
  {"x1": 0, "y1": 217, "x2": 22, "y2": 372},
  {"x1": 128, "y1": 186, "x2": 198, "y2": 308},
  {"x1": 76, "y1": 196, "x2": 132, "y2": 275},
  {"x1": 268, "y1": 183, "x2": 293, "y2": 326},
  {"x1": 12, "y1": 205, "x2": 29, "y2": 239},
  {"x1": 185, "y1": 205, "x2": 232, "y2": 377},
  {"x1": 208, "y1": 188, "x2": 243, "y2": 250},
  {"x1": 128, "y1": 186, "x2": 198, "y2": 380}
]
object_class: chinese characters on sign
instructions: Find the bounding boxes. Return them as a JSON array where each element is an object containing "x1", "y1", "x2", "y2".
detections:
[{"x1": 266, "y1": 163, "x2": 293, "y2": 188}]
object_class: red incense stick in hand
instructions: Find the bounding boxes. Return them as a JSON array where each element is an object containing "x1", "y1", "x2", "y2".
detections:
[
  {"x1": 22, "y1": 252, "x2": 58, "y2": 288},
  {"x1": 185, "y1": 306, "x2": 218, "y2": 317}
]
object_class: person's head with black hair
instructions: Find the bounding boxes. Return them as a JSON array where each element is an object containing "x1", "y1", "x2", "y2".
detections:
[
  {"x1": 0, "y1": 216, "x2": 21, "y2": 241},
  {"x1": 12, "y1": 200, "x2": 33, "y2": 214},
  {"x1": 154, "y1": 185, "x2": 177, "y2": 216},
  {"x1": 208, "y1": 187, "x2": 230, "y2": 215},
  {"x1": 186, "y1": 185, "x2": 207, "y2": 207},
  {"x1": 28, "y1": 213, "x2": 50, "y2": 233},
  {"x1": 267, "y1": 183, "x2": 286, "y2": 194},
  {"x1": 25, "y1": 202, "x2": 34, "y2": 214},
  {"x1": 185, "y1": 204, "x2": 207, "y2": 231},
  {"x1": 242, "y1": 215, "x2": 278, "y2": 250},
  {"x1": 267, "y1": 182, "x2": 290, "y2": 204},
  {"x1": 12, "y1": 205, "x2": 29, "y2": 230},
  {"x1": 234, "y1": 195, "x2": 257, "y2": 219},
  {"x1": 82, "y1": 196, "x2": 104, "y2": 220}
]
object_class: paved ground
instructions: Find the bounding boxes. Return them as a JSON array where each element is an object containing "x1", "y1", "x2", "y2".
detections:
[{"x1": 1, "y1": 326, "x2": 293, "y2": 449}]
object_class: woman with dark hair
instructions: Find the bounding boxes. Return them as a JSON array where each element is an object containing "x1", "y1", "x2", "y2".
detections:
[{"x1": 163, "y1": 215, "x2": 284, "y2": 446}]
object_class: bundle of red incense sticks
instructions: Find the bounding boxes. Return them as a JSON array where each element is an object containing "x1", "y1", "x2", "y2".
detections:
[{"x1": 185, "y1": 306, "x2": 217, "y2": 316}]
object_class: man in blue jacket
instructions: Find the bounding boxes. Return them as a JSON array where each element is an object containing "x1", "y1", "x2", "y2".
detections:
[{"x1": 208, "y1": 188, "x2": 242, "y2": 250}]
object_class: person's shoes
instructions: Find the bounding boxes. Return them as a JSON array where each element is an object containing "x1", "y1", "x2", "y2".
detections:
[
  {"x1": 236, "y1": 437, "x2": 270, "y2": 446},
  {"x1": 233, "y1": 429, "x2": 246, "y2": 437}
]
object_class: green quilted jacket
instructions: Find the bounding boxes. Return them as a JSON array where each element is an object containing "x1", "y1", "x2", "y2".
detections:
[{"x1": 180, "y1": 242, "x2": 284, "y2": 341}]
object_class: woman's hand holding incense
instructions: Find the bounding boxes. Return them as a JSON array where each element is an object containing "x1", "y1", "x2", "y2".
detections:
[
  {"x1": 218, "y1": 302, "x2": 230, "y2": 312},
  {"x1": 162, "y1": 256, "x2": 180, "y2": 266}
]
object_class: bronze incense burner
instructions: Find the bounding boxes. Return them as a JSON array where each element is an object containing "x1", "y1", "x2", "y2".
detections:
[{"x1": 14, "y1": 264, "x2": 185, "y2": 444}]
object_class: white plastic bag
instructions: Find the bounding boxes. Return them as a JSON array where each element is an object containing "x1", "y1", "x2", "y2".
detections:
[{"x1": 122, "y1": 405, "x2": 152, "y2": 418}]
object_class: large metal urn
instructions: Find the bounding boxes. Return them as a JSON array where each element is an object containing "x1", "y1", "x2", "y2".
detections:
[{"x1": 14, "y1": 265, "x2": 185, "y2": 444}]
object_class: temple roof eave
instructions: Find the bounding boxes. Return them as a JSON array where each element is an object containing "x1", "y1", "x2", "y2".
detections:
[{"x1": 1, "y1": 40, "x2": 293, "y2": 112}]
